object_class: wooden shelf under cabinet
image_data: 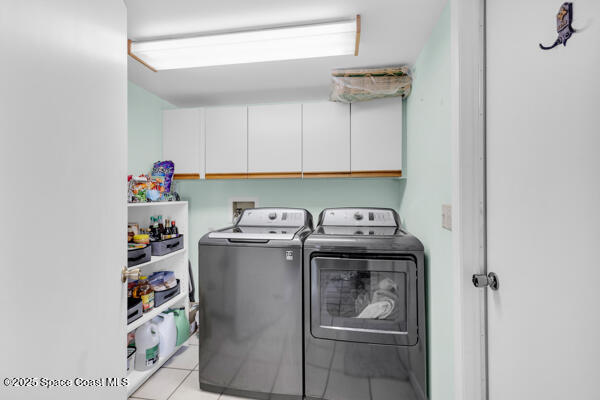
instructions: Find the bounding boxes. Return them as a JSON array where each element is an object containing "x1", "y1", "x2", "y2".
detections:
[
  {"x1": 348, "y1": 170, "x2": 403, "y2": 178},
  {"x1": 302, "y1": 170, "x2": 402, "y2": 178},
  {"x1": 247, "y1": 172, "x2": 302, "y2": 179},
  {"x1": 173, "y1": 173, "x2": 200, "y2": 180},
  {"x1": 205, "y1": 173, "x2": 248, "y2": 180},
  {"x1": 175, "y1": 170, "x2": 402, "y2": 180}
]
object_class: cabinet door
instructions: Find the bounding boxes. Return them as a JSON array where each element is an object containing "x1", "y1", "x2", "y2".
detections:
[
  {"x1": 248, "y1": 104, "x2": 302, "y2": 175},
  {"x1": 350, "y1": 98, "x2": 403, "y2": 172},
  {"x1": 162, "y1": 108, "x2": 204, "y2": 178},
  {"x1": 205, "y1": 106, "x2": 247, "y2": 177},
  {"x1": 303, "y1": 102, "x2": 350, "y2": 174}
]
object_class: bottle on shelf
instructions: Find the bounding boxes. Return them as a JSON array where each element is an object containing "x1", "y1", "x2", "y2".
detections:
[
  {"x1": 152, "y1": 216, "x2": 162, "y2": 242},
  {"x1": 133, "y1": 276, "x2": 154, "y2": 313},
  {"x1": 148, "y1": 216, "x2": 157, "y2": 242},
  {"x1": 157, "y1": 215, "x2": 164, "y2": 236},
  {"x1": 134, "y1": 321, "x2": 159, "y2": 371},
  {"x1": 163, "y1": 219, "x2": 171, "y2": 240},
  {"x1": 171, "y1": 220, "x2": 178, "y2": 237}
]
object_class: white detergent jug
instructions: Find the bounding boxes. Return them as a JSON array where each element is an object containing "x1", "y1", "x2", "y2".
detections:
[
  {"x1": 152, "y1": 312, "x2": 177, "y2": 358},
  {"x1": 134, "y1": 321, "x2": 160, "y2": 371}
]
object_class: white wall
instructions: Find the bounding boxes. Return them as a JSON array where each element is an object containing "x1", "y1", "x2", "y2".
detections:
[
  {"x1": 486, "y1": 0, "x2": 600, "y2": 398},
  {"x1": 0, "y1": 1, "x2": 127, "y2": 399}
]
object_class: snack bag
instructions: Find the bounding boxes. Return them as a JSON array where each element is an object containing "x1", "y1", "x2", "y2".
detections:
[
  {"x1": 128, "y1": 175, "x2": 150, "y2": 203},
  {"x1": 151, "y1": 161, "x2": 175, "y2": 193},
  {"x1": 146, "y1": 175, "x2": 166, "y2": 201}
]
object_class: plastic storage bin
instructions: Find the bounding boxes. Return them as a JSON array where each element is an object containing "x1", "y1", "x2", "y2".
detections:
[
  {"x1": 151, "y1": 235, "x2": 184, "y2": 256},
  {"x1": 127, "y1": 297, "x2": 143, "y2": 324},
  {"x1": 154, "y1": 279, "x2": 181, "y2": 307},
  {"x1": 128, "y1": 245, "x2": 151, "y2": 267}
]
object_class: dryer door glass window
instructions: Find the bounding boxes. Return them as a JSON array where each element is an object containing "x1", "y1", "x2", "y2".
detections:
[
  {"x1": 320, "y1": 270, "x2": 407, "y2": 331},
  {"x1": 311, "y1": 257, "x2": 418, "y2": 346}
]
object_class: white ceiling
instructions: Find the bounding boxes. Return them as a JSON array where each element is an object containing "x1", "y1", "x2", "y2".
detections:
[{"x1": 125, "y1": 0, "x2": 447, "y2": 107}]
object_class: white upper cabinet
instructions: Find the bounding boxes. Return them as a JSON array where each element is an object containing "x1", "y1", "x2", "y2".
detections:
[
  {"x1": 350, "y1": 97, "x2": 403, "y2": 172},
  {"x1": 205, "y1": 106, "x2": 247, "y2": 176},
  {"x1": 162, "y1": 108, "x2": 204, "y2": 178},
  {"x1": 161, "y1": 99, "x2": 403, "y2": 179},
  {"x1": 302, "y1": 102, "x2": 350, "y2": 173},
  {"x1": 248, "y1": 104, "x2": 302, "y2": 174}
]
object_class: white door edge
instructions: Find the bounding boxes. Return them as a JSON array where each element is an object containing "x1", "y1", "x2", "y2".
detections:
[{"x1": 451, "y1": 0, "x2": 487, "y2": 399}]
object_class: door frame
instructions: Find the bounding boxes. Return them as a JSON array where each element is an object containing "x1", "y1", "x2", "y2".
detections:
[{"x1": 451, "y1": 0, "x2": 487, "y2": 399}]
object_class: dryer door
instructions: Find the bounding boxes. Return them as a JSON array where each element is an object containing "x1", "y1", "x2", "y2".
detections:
[{"x1": 310, "y1": 256, "x2": 418, "y2": 345}]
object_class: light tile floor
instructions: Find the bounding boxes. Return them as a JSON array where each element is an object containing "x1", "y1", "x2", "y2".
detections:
[{"x1": 129, "y1": 333, "x2": 251, "y2": 400}]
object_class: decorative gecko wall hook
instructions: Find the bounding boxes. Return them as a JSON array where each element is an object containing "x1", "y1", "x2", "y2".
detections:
[{"x1": 539, "y1": 2, "x2": 575, "y2": 50}]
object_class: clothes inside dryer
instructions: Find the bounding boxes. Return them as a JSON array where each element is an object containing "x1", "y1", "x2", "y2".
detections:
[
  {"x1": 321, "y1": 269, "x2": 407, "y2": 326},
  {"x1": 310, "y1": 255, "x2": 418, "y2": 346}
]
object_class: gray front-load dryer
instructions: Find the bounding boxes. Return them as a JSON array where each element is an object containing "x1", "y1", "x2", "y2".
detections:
[
  {"x1": 304, "y1": 208, "x2": 427, "y2": 400},
  {"x1": 198, "y1": 208, "x2": 313, "y2": 400}
]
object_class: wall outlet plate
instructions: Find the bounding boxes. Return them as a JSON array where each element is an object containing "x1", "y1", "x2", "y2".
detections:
[{"x1": 442, "y1": 204, "x2": 452, "y2": 231}]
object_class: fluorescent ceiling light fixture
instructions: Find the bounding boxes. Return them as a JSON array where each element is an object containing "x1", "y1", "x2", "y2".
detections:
[{"x1": 128, "y1": 15, "x2": 360, "y2": 71}]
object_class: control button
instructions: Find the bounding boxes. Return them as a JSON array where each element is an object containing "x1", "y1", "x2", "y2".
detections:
[
  {"x1": 369, "y1": 230, "x2": 375, "y2": 235},
  {"x1": 354, "y1": 212, "x2": 363, "y2": 221},
  {"x1": 268, "y1": 212, "x2": 277, "y2": 220},
  {"x1": 369, "y1": 212, "x2": 374, "y2": 221},
  {"x1": 282, "y1": 212, "x2": 287, "y2": 220},
  {"x1": 355, "y1": 230, "x2": 364, "y2": 235}
]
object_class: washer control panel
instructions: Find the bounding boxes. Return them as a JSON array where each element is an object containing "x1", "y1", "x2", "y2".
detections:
[
  {"x1": 320, "y1": 208, "x2": 398, "y2": 227},
  {"x1": 238, "y1": 208, "x2": 307, "y2": 227}
]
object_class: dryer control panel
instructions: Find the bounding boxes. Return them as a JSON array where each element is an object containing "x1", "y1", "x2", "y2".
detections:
[{"x1": 319, "y1": 208, "x2": 398, "y2": 227}]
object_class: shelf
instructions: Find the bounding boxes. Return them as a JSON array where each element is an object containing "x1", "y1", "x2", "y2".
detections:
[
  {"x1": 127, "y1": 291, "x2": 187, "y2": 333},
  {"x1": 125, "y1": 198, "x2": 189, "y2": 396},
  {"x1": 127, "y1": 341, "x2": 185, "y2": 395},
  {"x1": 128, "y1": 201, "x2": 188, "y2": 208},
  {"x1": 128, "y1": 248, "x2": 186, "y2": 270}
]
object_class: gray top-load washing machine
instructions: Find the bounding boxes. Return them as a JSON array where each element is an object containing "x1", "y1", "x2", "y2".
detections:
[
  {"x1": 304, "y1": 208, "x2": 427, "y2": 400},
  {"x1": 198, "y1": 208, "x2": 313, "y2": 400}
]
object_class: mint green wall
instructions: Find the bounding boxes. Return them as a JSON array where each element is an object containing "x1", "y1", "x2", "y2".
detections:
[
  {"x1": 400, "y1": 4, "x2": 453, "y2": 399},
  {"x1": 128, "y1": 81, "x2": 174, "y2": 175},
  {"x1": 176, "y1": 177, "x2": 404, "y2": 285}
]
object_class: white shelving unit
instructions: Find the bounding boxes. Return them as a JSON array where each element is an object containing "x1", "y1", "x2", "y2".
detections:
[{"x1": 126, "y1": 201, "x2": 190, "y2": 396}]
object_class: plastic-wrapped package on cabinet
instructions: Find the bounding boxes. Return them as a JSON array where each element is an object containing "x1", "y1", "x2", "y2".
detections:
[{"x1": 329, "y1": 66, "x2": 412, "y2": 103}]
